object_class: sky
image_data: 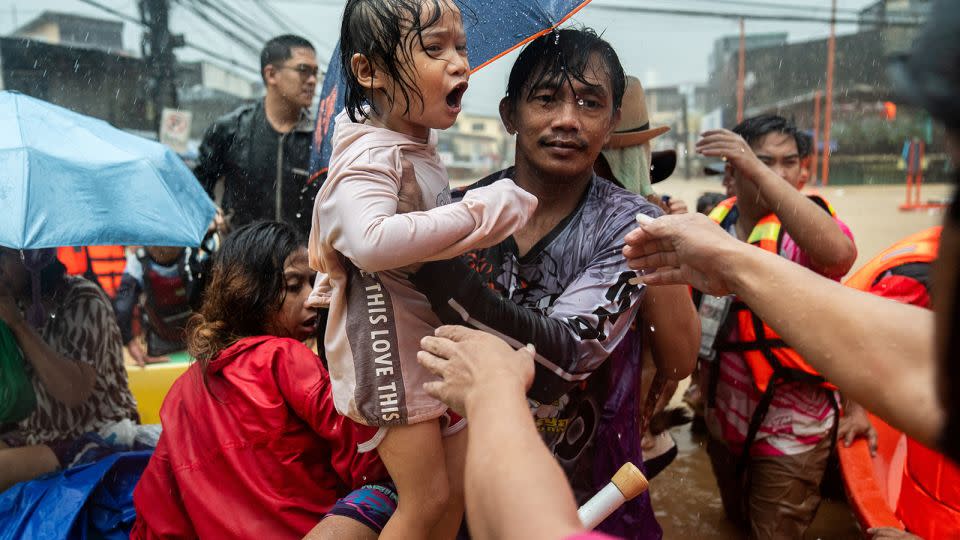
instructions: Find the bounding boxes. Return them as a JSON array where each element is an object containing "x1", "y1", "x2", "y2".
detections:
[{"x1": 0, "y1": 0, "x2": 887, "y2": 117}]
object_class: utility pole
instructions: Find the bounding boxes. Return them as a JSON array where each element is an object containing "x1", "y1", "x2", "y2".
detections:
[
  {"x1": 822, "y1": 0, "x2": 837, "y2": 186},
  {"x1": 736, "y1": 17, "x2": 746, "y2": 124},
  {"x1": 140, "y1": 0, "x2": 183, "y2": 133},
  {"x1": 812, "y1": 90, "x2": 822, "y2": 184}
]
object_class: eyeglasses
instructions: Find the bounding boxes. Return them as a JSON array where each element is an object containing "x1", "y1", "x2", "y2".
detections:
[{"x1": 279, "y1": 64, "x2": 319, "y2": 79}]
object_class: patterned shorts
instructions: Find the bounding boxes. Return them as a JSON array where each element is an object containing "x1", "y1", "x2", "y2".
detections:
[{"x1": 326, "y1": 482, "x2": 398, "y2": 533}]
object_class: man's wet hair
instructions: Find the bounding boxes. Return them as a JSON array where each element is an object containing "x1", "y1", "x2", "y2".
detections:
[
  {"x1": 339, "y1": 0, "x2": 470, "y2": 123},
  {"x1": 732, "y1": 114, "x2": 809, "y2": 156},
  {"x1": 261, "y1": 35, "x2": 315, "y2": 83},
  {"x1": 504, "y1": 27, "x2": 626, "y2": 115},
  {"x1": 795, "y1": 131, "x2": 813, "y2": 159}
]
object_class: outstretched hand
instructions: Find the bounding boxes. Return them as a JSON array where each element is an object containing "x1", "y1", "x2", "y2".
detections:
[
  {"x1": 418, "y1": 326, "x2": 535, "y2": 416},
  {"x1": 624, "y1": 213, "x2": 743, "y2": 296}
]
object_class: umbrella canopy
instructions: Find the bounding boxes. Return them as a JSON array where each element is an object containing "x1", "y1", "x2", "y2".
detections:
[
  {"x1": 0, "y1": 91, "x2": 216, "y2": 249},
  {"x1": 308, "y1": 0, "x2": 593, "y2": 179}
]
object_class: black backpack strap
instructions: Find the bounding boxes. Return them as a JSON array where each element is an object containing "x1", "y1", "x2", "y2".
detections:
[{"x1": 736, "y1": 377, "x2": 780, "y2": 479}]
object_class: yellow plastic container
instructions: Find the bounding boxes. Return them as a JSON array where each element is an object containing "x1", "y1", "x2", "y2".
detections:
[{"x1": 126, "y1": 362, "x2": 191, "y2": 424}]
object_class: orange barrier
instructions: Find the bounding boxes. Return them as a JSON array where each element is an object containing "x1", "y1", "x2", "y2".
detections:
[{"x1": 899, "y1": 139, "x2": 947, "y2": 212}]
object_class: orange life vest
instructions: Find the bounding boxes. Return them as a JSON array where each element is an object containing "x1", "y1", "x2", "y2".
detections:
[
  {"x1": 56, "y1": 246, "x2": 127, "y2": 298},
  {"x1": 708, "y1": 196, "x2": 838, "y2": 394},
  {"x1": 844, "y1": 227, "x2": 960, "y2": 539}
]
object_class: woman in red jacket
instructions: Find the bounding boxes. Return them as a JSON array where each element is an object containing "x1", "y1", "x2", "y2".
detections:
[{"x1": 132, "y1": 221, "x2": 394, "y2": 539}]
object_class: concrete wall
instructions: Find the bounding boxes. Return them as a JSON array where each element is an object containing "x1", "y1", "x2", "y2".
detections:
[{"x1": 0, "y1": 37, "x2": 150, "y2": 131}]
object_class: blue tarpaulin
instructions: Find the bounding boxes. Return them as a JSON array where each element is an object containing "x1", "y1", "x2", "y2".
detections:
[{"x1": 0, "y1": 451, "x2": 151, "y2": 540}]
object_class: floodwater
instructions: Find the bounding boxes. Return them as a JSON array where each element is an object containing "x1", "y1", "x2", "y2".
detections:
[
  {"x1": 642, "y1": 177, "x2": 949, "y2": 538},
  {"x1": 649, "y1": 385, "x2": 861, "y2": 539}
]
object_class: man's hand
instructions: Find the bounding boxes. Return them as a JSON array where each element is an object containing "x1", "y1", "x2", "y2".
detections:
[
  {"x1": 840, "y1": 400, "x2": 879, "y2": 456},
  {"x1": 624, "y1": 213, "x2": 744, "y2": 296},
  {"x1": 695, "y1": 129, "x2": 766, "y2": 182},
  {"x1": 646, "y1": 194, "x2": 689, "y2": 215},
  {"x1": 418, "y1": 326, "x2": 535, "y2": 416},
  {"x1": 396, "y1": 155, "x2": 424, "y2": 214}
]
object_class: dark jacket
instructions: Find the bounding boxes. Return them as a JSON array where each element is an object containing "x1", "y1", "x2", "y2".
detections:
[{"x1": 194, "y1": 101, "x2": 318, "y2": 236}]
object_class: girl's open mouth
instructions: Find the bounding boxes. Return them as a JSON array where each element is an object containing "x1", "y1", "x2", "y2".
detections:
[{"x1": 446, "y1": 81, "x2": 468, "y2": 111}]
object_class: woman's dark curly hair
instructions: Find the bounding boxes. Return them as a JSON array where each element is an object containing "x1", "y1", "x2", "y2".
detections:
[{"x1": 186, "y1": 221, "x2": 304, "y2": 367}]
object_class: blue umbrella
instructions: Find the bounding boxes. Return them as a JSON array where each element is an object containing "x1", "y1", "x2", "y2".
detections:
[
  {"x1": 308, "y1": 0, "x2": 593, "y2": 179},
  {"x1": 0, "y1": 91, "x2": 216, "y2": 249}
]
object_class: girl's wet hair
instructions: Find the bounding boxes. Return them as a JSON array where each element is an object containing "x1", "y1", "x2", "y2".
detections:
[
  {"x1": 187, "y1": 221, "x2": 304, "y2": 367},
  {"x1": 339, "y1": 0, "x2": 466, "y2": 122},
  {"x1": 504, "y1": 27, "x2": 626, "y2": 115}
]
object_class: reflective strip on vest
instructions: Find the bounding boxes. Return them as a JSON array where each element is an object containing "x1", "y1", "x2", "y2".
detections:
[
  {"x1": 747, "y1": 221, "x2": 781, "y2": 246},
  {"x1": 708, "y1": 196, "x2": 837, "y2": 393}
]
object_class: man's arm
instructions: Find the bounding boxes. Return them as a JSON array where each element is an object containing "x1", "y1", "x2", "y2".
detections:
[
  {"x1": 623, "y1": 212, "x2": 942, "y2": 447},
  {"x1": 194, "y1": 120, "x2": 228, "y2": 197},
  {"x1": 697, "y1": 129, "x2": 857, "y2": 277},
  {"x1": 418, "y1": 326, "x2": 585, "y2": 540},
  {"x1": 411, "y1": 250, "x2": 644, "y2": 404},
  {"x1": 114, "y1": 273, "x2": 140, "y2": 346},
  {"x1": 639, "y1": 285, "x2": 698, "y2": 380}
]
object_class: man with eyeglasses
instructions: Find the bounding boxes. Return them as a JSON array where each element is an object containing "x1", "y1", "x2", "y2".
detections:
[{"x1": 195, "y1": 35, "x2": 320, "y2": 236}]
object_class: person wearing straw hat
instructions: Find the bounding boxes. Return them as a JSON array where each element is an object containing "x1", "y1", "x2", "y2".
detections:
[
  {"x1": 593, "y1": 76, "x2": 699, "y2": 480},
  {"x1": 594, "y1": 76, "x2": 685, "y2": 215}
]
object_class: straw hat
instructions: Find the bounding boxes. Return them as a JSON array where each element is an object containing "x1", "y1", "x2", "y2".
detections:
[{"x1": 606, "y1": 76, "x2": 671, "y2": 149}]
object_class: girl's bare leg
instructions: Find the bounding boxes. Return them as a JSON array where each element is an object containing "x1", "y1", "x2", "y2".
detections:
[{"x1": 377, "y1": 420, "x2": 450, "y2": 540}]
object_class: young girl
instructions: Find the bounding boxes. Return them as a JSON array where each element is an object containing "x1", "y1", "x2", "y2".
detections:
[
  {"x1": 309, "y1": 0, "x2": 537, "y2": 537},
  {"x1": 132, "y1": 222, "x2": 395, "y2": 540}
]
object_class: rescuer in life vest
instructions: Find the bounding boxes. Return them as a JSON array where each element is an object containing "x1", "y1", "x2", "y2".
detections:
[
  {"x1": 845, "y1": 226, "x2": 959, "y2": 540},
  {"x1": 114, "y1": 246, "x2": 210, "y2": 365},
  {"x1": 56, "y1": 246, "x2": 127, "y2": 299},
  {"x1": 695, "y1": 114, "x2": 869, "y2": 539}
]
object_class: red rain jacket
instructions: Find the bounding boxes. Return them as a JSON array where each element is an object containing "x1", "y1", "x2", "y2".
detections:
[{"x1": 131, "y1": 336, "x2": 387, "y2": 539}]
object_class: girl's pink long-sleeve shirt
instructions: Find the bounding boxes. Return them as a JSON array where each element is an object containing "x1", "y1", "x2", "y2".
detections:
[{"x1": 308, "y1": 110, "x2": 536, "y2": 429}]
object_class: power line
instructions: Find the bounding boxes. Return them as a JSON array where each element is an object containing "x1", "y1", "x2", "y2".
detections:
[
  {"x1": 245, "y1": 0, "x2": 335, "y2": 60},
  {"x1": 589, "y1": 3, "x2": 923, "y2": 27},
  {"x1": 189, "y1": 0, "x2": 274, "y2": 47},
  {"x1": 76, "y1": 0, "x2": 140, "y2": 25},
  {"x1": 210, "y1": 0, "x2": 276, "y2": 44},
  {"x1": 183, "y1": 40, "x2": 261, "y2": 74},
  {"x1": 662, "y1": 0, "x2": 864, "y2": 16},
  {"x1": 173, "y1": 0, "x2": 263, "y2": 54},
  {"x1": 74, "y1": 0, "x2": 260, "y2": 74}
]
